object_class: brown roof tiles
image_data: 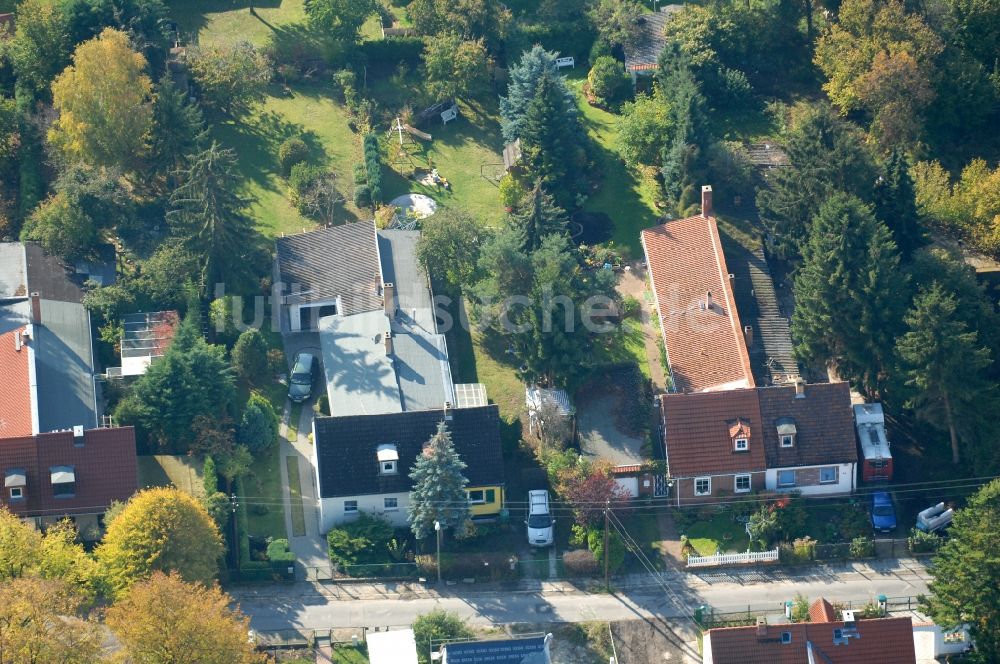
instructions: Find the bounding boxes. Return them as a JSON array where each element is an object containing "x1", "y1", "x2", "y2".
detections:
[{"x1": 641, "y1": 215, "x2": 754, "y2": 393}]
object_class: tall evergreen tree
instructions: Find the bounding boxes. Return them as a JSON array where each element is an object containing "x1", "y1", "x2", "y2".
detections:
[
  {"x1": 757, "y1": 104, "x2": 876, "y2": 259},
  {"x1": 791, "y1": 193, "x2": 904, "y2": 395},
  {"x1": 149, "y1": 76, "x2": 208, "y2": 188},
  {"x1": 897, "y1": 283, "x2": 993, "y2": 464},
  {"x1": 168, "y1": 142, "x2": 263, "y2": 291},
  {"x1": 500, "y1": 46, "x2": 576, "y2": 144},
  {"x1": 874, "y1": 148, "x2": 924, "y2": 260},
  {"x1": 923, "y1": 479, "x2": 1000, "y2": 659},
  {"x1": 408, "y1": 422, "x2": 471, "y2": 540},
  {"x1": 658, "y1": 43, "x2": 710, "y2": 213},
  {"x1": 510, "y1": 181, "x2": 568, "y2": 252},
  {"x1": 518, "y1": 70, "x2": 584, "y2": 208}
]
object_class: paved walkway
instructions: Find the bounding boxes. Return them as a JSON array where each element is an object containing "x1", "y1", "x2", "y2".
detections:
[{"x1": 278, "y1": 402, "x2": 328, "y2": 574}]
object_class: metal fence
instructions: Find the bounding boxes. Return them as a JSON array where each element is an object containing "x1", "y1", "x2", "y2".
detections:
[{"x1": 695, "y1": 595, "x2": 924, "y2": 629}]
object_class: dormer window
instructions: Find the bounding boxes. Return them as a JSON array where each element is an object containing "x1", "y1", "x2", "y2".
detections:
[
  {"x1": 728, "y1": 419, "x2": 751, "y2": 453},
  {"x1": 50, "y1": 466, "x2": 75, "y2": 498},
  {"x1": 734, "y1": 437, "x2": 748, "y2": 452},
  {"x1": 776, "y1": 418, "x2": 797, "y2": 447},
  {"x1": 377, "y1": 444, "x2": 399, "y2": 475},
  {"x1": 5, "y1": 469, "x2": 26, "y2": 501}
]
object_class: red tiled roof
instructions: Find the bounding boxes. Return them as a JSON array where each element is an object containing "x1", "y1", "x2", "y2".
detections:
[
  {"x1": 662, "y1": 388, "x2": 766, "y2": 477},
  {"x1": 704, "y1": 616, "x2": 916, "y2": 664},
  {"x1": 0, "y1": 328, "x2": 34, "y2": 438},
  {"x1": 641, "y1": 215, "x2": 753, "y2": 393},
  {"x1": 809, "y1": 598, "x2": 837, "y2": 623},
  {"x1": 0, "y1": 427, "x2": 138, "y2": 516}
]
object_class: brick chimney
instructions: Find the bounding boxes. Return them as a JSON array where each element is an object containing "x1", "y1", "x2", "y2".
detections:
[
  {"x1": 701, "y1": 185, "x2": 713, "y2": 218},
  {"x1": 383, "y1": 282, "x2": 396, "y2": 318},
  {"x1": 743, "y1": 325, "x2": 754, "y2": 349},
  {"x1": 795, "y1": 378, "x2": 806, "y2": 398},
  {"x1": 30, "y1": 292, "x2": 41, "y2": 325}
]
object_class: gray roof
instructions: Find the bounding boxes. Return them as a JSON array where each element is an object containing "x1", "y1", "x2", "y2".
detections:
[
  {"x1": 442, "y1": 636, "x2": 550, "y2": 664},
  {"x1": 275, "y1": 222, "x2": 383, "y2": 314},
  {"x1": 319, "y1": 310, "x2": 402, "y2": 417},
  {"x1": 624, "y1": 8, "x2": 682, "y2": 71},
  {"x1": 393, "y1": 331, "x2": 455, "y2": 412},
  {"x1": 34, "y1": 299, "x2": 97, "y2": 433},
  {"x1": 0, "y1": 243, "x2": 27, "y2": 298},
  {"x1": 378, "y1": 229, "x2": 435, "y2": 332}
]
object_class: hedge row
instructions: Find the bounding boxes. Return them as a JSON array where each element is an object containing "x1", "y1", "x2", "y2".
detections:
[{"x1": 362, "y1": 133, "x2": 383, "y2": 206}]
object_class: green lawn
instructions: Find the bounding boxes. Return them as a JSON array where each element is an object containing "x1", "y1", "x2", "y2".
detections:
[
  {"x1": 288, "y1": 402, "x2": 303, "y2": 441},
  {"x1": 332, "y1": 646, "x2": 370, "y2": 664},
  {"x1": 685, "y1": 513, "x2": 750, "y2": 556},
  {"x1": 286, "y1": 455, "x2": 306, "y2": 537},
  {"x1": 592, "y1": 317, "x2": 651, "y2": 379},
  {"x1": 170, "y1": 0, "x2": 306, "y2": 47},
  {"x1": 136, "y1": 455, "x2": 205, "y2": 495},
  {"x1": 244, "y1": 443, "x2": 287, "y2": 540}
]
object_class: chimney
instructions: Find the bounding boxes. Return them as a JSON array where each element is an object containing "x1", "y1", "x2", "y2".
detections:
[
  {"x1": 73, "y1": 425, "x2": 85, "y2": 447},
  {"x1": 383, "y1": 282, "x2": 396, "y2": 318},
  {"x1": 30, "y1": 292, "x2": 41, "y2": 325},
  {"x1": 701, "y1": 185, "x2": 713, "y2": 218},
  {"x1": 444, "y1": 401, "x2": 453, "y2": 421},
  {"x1": 705, "y1": 291, "x2": 713, "y2": 309},
  {"x1": 384, "y1": 330, "x2": 393, "y2": 356},
  {"x1": 795, "y1": 378, "x2": 806, "y2": 398},
  {"x1": 743, "y1": 325, "x2": 754, "y2": 349},
  {"x1": 756, "y1": 616, "x2": 767, "y2": 638}
]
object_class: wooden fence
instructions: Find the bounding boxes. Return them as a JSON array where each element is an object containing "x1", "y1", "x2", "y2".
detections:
[{"x1": 687, "y1": 548, "x2": 780, "y2": 568}]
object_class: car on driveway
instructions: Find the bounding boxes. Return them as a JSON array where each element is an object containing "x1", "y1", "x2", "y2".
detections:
[
  {"x1": 288, "y1": 352, "x2": 318, "y2": 403},
  {"x1": 871, "y1": 491, "x2": 897, "y2": 533}
]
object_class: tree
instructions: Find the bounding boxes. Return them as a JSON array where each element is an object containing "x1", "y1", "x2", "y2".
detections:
[
  {"x1": 587, "y1": 0, "x2": 644, "y2": 51},
  {"x1": 563, "y1": 463, "x2": 632, "y2": 527},
  {"x1": 0, "y1": 577, "x2": 102, "y2": 663},
  {"x1": 897, "y1": 284, "x2": 993, "y2": 464},
  {"x1": 35, "y1": 520, "x2": 102, "y2": 602},
  {"x1": 20, "y1": 192, "x2": 95, "y2": 258},
  {"x1": 231, "y1": 328, "x2": 269, "y2": 385},
  {"x1": 408, "y1": 422, "x2": 471, "y2": 540},
  {"x1": 48, "y1": 28, "x2": 153, "y2": 169},
  {"x1": 288, "y1": 163, "x2": 343, "y2": 224},
  {"x1": 913, "y1": 158, "x2": 1000, "y2": 258},
  {"x1": 304, "y1": 0, "x2": 377, "y2": 43},
  {"x1": 616, "y1": 88, "x2": 672, "y2": 169},
  {"x1": 873, "y1": 148, "x2": 924, "y2": 260},
  {"x1": 407, "y1": 0, "x2": 510, "y2": 52},
  {"x1": 0, "y1": 508, "x2": 42, "y2": 580},
  {"x1": 95, "y1": 487, "x2": 223, "y2": 596},
  {"x1": 412, "y1": 609, "x2": 474, "y2": 664},
  {"x1": 509, "y1": 181, "x2": 568, "y2": 253},
  {"x1": 149, "y1": 76, "x2": 208, "y2": 187},
  {"x1": 58, "y1": 0, "x2": 169, "y2": 59},
  {"x1": 658, "y1": 44, "x2": 711, "y2": 213},
  {"x1": 923, "y1": 479, "x2": 1000, "y2": 660},
  {"x1": 238, "y1": 392, "x2": 279, "y2": 453},
  {"x1": 168, "y1": 142, "x2": 264, "y2": 291},
  {"x1": 6, "y1": 0, "x2": 71, "y2": 101},
  {"x1": 114, "y1": 314, "x2": 236, "y2": 452},
  {"x1": 587, "y1": 56, "x2": 628, "y2": 104},
  {"x1": 422, "y1": 32, "x2": 490, "y2": 102},
  {"x1": 415, "y1": 207, "x2": 488, "y2": 295},
  {"x1": 757, "y1": 103, "x2": 876, "y2": 259},
  {"x1": 187, "y1": 41, "x2": 272, "y2": 115},
  {"x1": 106, "y1": 571, "x2": 265, "y2": 664},
  {"x1": 500, "y1": 46, "x2": 576, "y2": 144},
  {"x1": 791, "y1": 193, "x2": 904, "y2": 394}
]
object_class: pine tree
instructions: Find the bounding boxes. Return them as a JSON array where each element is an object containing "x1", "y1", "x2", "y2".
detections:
[
  {"x1": 518, "y1": 70, "x2": 582, "y2": 208},
  {"x1": 791, "y1": 193, "x2": 904, "y2": 395},
  {"x1": 897, "y1": 283, "x2": 993, "y2": 464},
  {"x1": 149, "y1": 76, "x2": 208, "y2": 188},
  {"x1": 510, "y1": 181, "x2": 568, "y2": 252},
  {"x1": 408, "y1": 422, "x2": 471, "y2": 540},
  {"x1": 874, "y1": 148, "x2": 925, "y2": 260},
  {"x1": 168, "y1": 142, "x2": 263, "y2": 291},
  {"x1": 923, "y1": 479, "x2": 1000, "y2": 657},
  {"x1": 500, "y1": 45, "x2": 576, "y2": 144},
  {"x1": 658, "y1": 44, "x2": 710, "y2": 212},
  {"x1": 757, "y1": 104, "x2": 876, "y2": 259}
]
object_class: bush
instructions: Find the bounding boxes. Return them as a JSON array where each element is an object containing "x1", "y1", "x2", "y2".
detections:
[
  {"x1": 353, "y1": 162, "x2": 368, "y2": 185},
  {"x1": 587, "y1": 56, "x2": 628, "y2": 104},
  {"x1": 562, "y1": 549, "x2": 599, "y2": 576},
  {"x1": 231, "y1": 329, "x2": 269, "y2": 385},
  {"x1": 417, "y1": 552, "x2": 518, "y2": 582},
  {"x1": 780, "y1": 536, "x2": 815, "y2": 564},
  {"x1": 313, "y1": 393, "x2": 330, "y2": 416},
  {"x1": 907, "y1": 528, "x2": 942, "y2": 554},
  {"x1": 278, "y1": 137, "x2": 309, "y2": 175},
  {"x1": 354, "y1": 184, "x2": 372, "y2": 208},
  {"x1": 362, "y1": 133, "x2": 383, "y2": 204},
  {"x1": 267, "y1": 348, "x2": 286, "y2": 376},
  {"x1": 266, "y1": 538, "x2": 296, "y2": 565},
  {"x1": 621, "y1": 295, "x2": 641, "y2": 319},
  {"x1": 849, "y1": 536, "x2": 875, "y2": 559},
  {"x1": 327, "y1": 513, "x2": 396, "y2": 568},
  {"x1": 587, "y1": 526, "x2": 625, "y2": 574},
  {"x1": 412, "y1": 610, "x2": 473, "y2": 664},
  {"x1": 358, "y1": 37, "x2": 424, "y2": 68},
  {"x1": 238, "y1": 393, "x2": 279, "y2": 453}
]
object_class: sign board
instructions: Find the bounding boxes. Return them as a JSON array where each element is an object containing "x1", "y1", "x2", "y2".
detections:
[{"x1": 555, "y1": 56, "x2": 575, "y2": 69}]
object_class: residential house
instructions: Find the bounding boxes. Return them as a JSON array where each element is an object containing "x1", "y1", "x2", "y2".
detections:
[
  {"x1": 758, "y1": 381, "x2": 858, "y2": 496},
  {"x1": 312, "y1": 405, "x2": 505, "y2": 532},
  {"x1": 438, "y1": 634, "x2": 553, "y2": 664},
  {"x1": 641, "y1": 186, "x2": 755, "y2": 394},
  {"x1": 0, "y1": 426, "x2": 138, "y2": 537},
  {"x1": 661, "y1": 382, "x2": 857, "y2": 504},
  {"x1": 623, "y1": 6, "x2": 683, "y2": 86},
  {"x1": 703, "y1": 599, "x2": 917, "y2": 663}
]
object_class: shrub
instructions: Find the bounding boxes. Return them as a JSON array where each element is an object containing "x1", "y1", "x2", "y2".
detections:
[
  {"x1": 327, "y1": 513, "x2": 396, "y2": 568},
  {"x1": 278, "y1": 137, "x2": 309, "y2": 175},
  {"x1": 267, "y1": 348, "x2": 286, "y2": 376},
  {"x1": 499, "y1": 173, "x2": 525, "y2": 209},
  {"x1": 266, "y1": 538, "x2": 295, "y2": 565},
  {"x1": 362, "y1": 133, "x2": 383, "y2": 204},
  {"x1": 563, "y1": 549, "x2": 599, "y2": 576},
  {"x1": 353, "y1": 162, "x2": 368, "y2": 185},
  {"x1": 289, "y1": 163, "x2": 342, "y2": 221},
  {"x1": 587, "y1": 525, "x2": 625, "y2": 574},
  {"x1": 621, "y1": 295, "x2": 641, "y2": 319},
  {"x1": 412, "y1": 610, "x2": 473, "y2": 664},
  {"x1": 231, "y1": 329, "x2": 269, "y2": 385},
  {"x1": 313, "y1": 393, "x2": 330, "y2": 416},
  {"x1": 238, "y1": 393, "x2": 279, "y2": 453},
  {"x1": 587, "y1": 56, "x2": 628, "y2": 104},
  {"x1": 358, "y1": 37, "x2": 424, "y2": 68},
  {"x1": 849, "y1": 536, "x2": 875, "y2": 559},
  {"x1": 907, "y1": 528, "x2": 942, "y2": 554},
  {"x1": 354, "y1": 184, "x2": 372, "y2": 208},
  {"x1": 780, "y1": 537, "x2": 815, "y2": 564}
]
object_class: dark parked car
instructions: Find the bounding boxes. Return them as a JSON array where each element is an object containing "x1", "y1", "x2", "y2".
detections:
[
  {"x1": 287, "y1": 352, "x2": 318, "y2": 403},
  {"x1": 871, "y1": 491, "x2": 897, "y2": 533}
]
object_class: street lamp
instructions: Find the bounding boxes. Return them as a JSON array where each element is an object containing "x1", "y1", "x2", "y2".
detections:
[{"x1": 434, "y1": 520, "x2": 442, "y2": 584}]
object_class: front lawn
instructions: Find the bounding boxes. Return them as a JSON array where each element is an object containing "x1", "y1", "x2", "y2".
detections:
[
  {"x1": 244, "y1": 442, "x2": 287, "y2": 541},
  {"x1": 682, "y1": 512, "x2": 751, "y2": 556}
]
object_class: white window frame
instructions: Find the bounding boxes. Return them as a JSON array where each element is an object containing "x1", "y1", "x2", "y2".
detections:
[
  {"x1": 734, "y1": 437, "x2": 748, "y2": 452},
  {"x1": 778, "y1": 469, "x2": 796, "y2": 487},
  {"x1": 694, "y1": 477, "x2": 711, "y2": 496},
  {"x1": 9, "y1": 487, "x2": 22, "y2": 500},
  {"x1": 380, "y1": 460, "x2": 397, "y2": 475},
  {"x1": 819, "y1": 466, "x2": 838, "y2": 484},
  {"x1": 383, "y1": 497, "x2": 398, "y2": 511},
  {"x1": 781, "y1": 434, "x2": 795, "y2": 448},
  {"x1": 344, "y1": 500, "x2": 358, "y2": 513},
  {"x1": 734, "y1": 474, "x2": 751, "y2": 493},
  {"x1": 467, "y1": 489, "x2": 485, "y2": 504}
]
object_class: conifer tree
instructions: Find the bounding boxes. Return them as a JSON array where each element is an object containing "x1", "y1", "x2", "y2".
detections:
[
  {"x1": 519, "y1": 70, "x2": 583, "y2": 208},
  {"x1": 149, "y1": 76, "x2": 208, "y2": 188},
  {"x1": 408, "y1": 423, "x2": 470, "y2": 540},
  {"x1": 658, "y1": 44, "x2": 710, "y2": 213},
  {"x1": 510, "y1": 181, "x2": 568, "y2": 252},
  {"x1": 874, "y1": 148, "x2": 925, "y2": 260},
  {"x1": 500, "y1": 46, "x2": 575, "y2": 144}
]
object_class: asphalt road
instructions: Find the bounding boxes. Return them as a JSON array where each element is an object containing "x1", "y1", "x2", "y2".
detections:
[{"x1": 238, "y1": 561, "x2": 931, "y2": 631}]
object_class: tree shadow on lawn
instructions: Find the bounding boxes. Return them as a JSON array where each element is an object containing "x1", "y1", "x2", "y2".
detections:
[{"x1": 170, "y1": 0, "x2": 282, "y2": 45}]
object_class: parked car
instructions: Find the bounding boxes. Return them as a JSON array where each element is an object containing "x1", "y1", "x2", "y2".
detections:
[
  {"x1": 287, "y1": 352, "x2": 318, "y2": 403},
  {"x1": 871, "y1": 491, "x2": 897, "y2": 533},
  {"x1": 525, "y1": 490, "x2": 554, "y2": 547}
]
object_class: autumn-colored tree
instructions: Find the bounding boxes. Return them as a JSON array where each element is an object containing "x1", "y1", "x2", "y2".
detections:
[
  {"x1": 35, "y1": 520, "x2": 103, "y2": 602},
  {"x1": 107, "y1": 571, "x2": 265, "y2": 664},
  {"x1": 0, "y1": 508, "x2": 42, "y2": 581},
  {"x1": 48, "y1": 28, "x2": 153, "y2": 169},
  {"x1": 562, "y1": 462, "x2": 632, "y2": 526},
  {"x1": 96, "y1": 487, "x2": 223, "y2": 596},
  {"x1": 0, "y1": 577, "x2": 103, "y2": 664},
  {"x1": 913, "y1": 158, "x2": 1000, "y2": 258},
  {"x1": 422, "y1": 32, "x2": 491, "y2": 101}
]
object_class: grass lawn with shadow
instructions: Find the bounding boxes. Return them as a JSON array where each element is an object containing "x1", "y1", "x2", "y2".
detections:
[
  {"x1": 244, "y1": 442, "x2": 287, "y2": 541},
  {"x1": 286, "y1": 455, "x2": 307, "y2": 537},
  {"x1": 684, "y1": 512, "x2": 750, "y2": 556},
  {"x1": 170, "y1": 0, "x2": 305, "y2": 47}
]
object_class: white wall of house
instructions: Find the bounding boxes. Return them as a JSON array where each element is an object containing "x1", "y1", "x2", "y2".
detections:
[
  {"x1": 765, "y1": 462, "x2": 855, "y2": 496},
  {"x1": 318, "y1": 492, "x2": 411, "y2": 533},
  {"x1": 288, "y1": 297, "x2": 341, "y2": 332}
]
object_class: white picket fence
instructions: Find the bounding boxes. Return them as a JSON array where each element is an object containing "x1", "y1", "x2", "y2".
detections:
[{"x1": 686, "y1": 548, "x2": 780, "y2": 568}]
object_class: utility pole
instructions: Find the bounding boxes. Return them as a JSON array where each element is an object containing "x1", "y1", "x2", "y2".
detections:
[{"x1": 604, "y1": 499, "x2": 610, "y2": 592}]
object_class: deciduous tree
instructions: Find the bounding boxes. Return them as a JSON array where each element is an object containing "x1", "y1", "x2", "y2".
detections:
[
  {"x1": 408, "y1": 422, "x2": 471, "y2": 540},
  {"x1": 6, "y1": 0, "x2": 71, "y2": 101},
  {"x1": 912, "y1": 158, "x2": 1000, "y2": 258},
  {"x1": 20, "y1": 191, "x2": 95, "y2": 258},
  {"x1": 422, "y1": 32, "x2": 490, "y2": 102},
  {"x1": 0, "y1": 577, "x2": 102, "y2": 664},
  {"x1": 407, "y1": 0, "x2": 510, "y2": 52},
  {"x1": 616, "y1": 88, "x2": 672, "y2": 169},
  {"x1": 304, "y1": 0, "x2": 377, "y2": 44},
  {"x1": 187, "y1": 41, "x2": 271, "y2": 115},
  {"x1": 412, "y1": 609, "x2": 473, "y2": 664},
  {"x1": 563, "y1": 463, "x2": 632, "y2": 526},
  {"x1": 106, "y1": 571, "x2": 265, "y2": 664},
  {"x1": 415, "y1": 207, "x2": 488, "y2": 295}
]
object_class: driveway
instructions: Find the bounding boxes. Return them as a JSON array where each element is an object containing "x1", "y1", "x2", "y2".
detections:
[{"x1": 577, "y1": 392, "x2": 644, "y2": 465}]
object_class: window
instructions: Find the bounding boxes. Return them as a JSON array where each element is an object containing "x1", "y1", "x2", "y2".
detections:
[
  {"x1": 344, "y1": 500, "x2": 358, "y2": 513},
  {"x1": 778, "y1": 470, "x2": 796, "y2": 487},
  {"x1": 820, "y1": 467, "x2": 838, "y2": 483},
  {"x1": 694, "y1": 477, "x2": 711, "y2": 496},
  {"x1": 781, "y1": 435, "x2": 795, "y2": 448},
  {"x1": 380, "y1": 460, "x2": 397, "y2": 475},
  {"x1": 383, "y1": 497, "x2": 398, "y2": 511},
  {"x1": 734, "y1": 438, "x2": 748, "y2": 452},
  {"x1": 8, "y1": 487, "x2": 22, "y2": 500},
  {"x1": 781, "y1": 632, "x2": 792, "y2": 644},
  {"x1": 50, "y1": 466, "x2": 75, "y2": 498},
  {"x1": 485, "y1": 489, "x2": 496, "y2": 503},
  {"x1": 468, "y1": 490, "x2": 485, "y2": 504},
  {"x1": 734, "y1": 474, "x2": 751, "y2": 493},
  {"x1": 377, "y1": 444, "x2": 399, "y2": 475}
]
